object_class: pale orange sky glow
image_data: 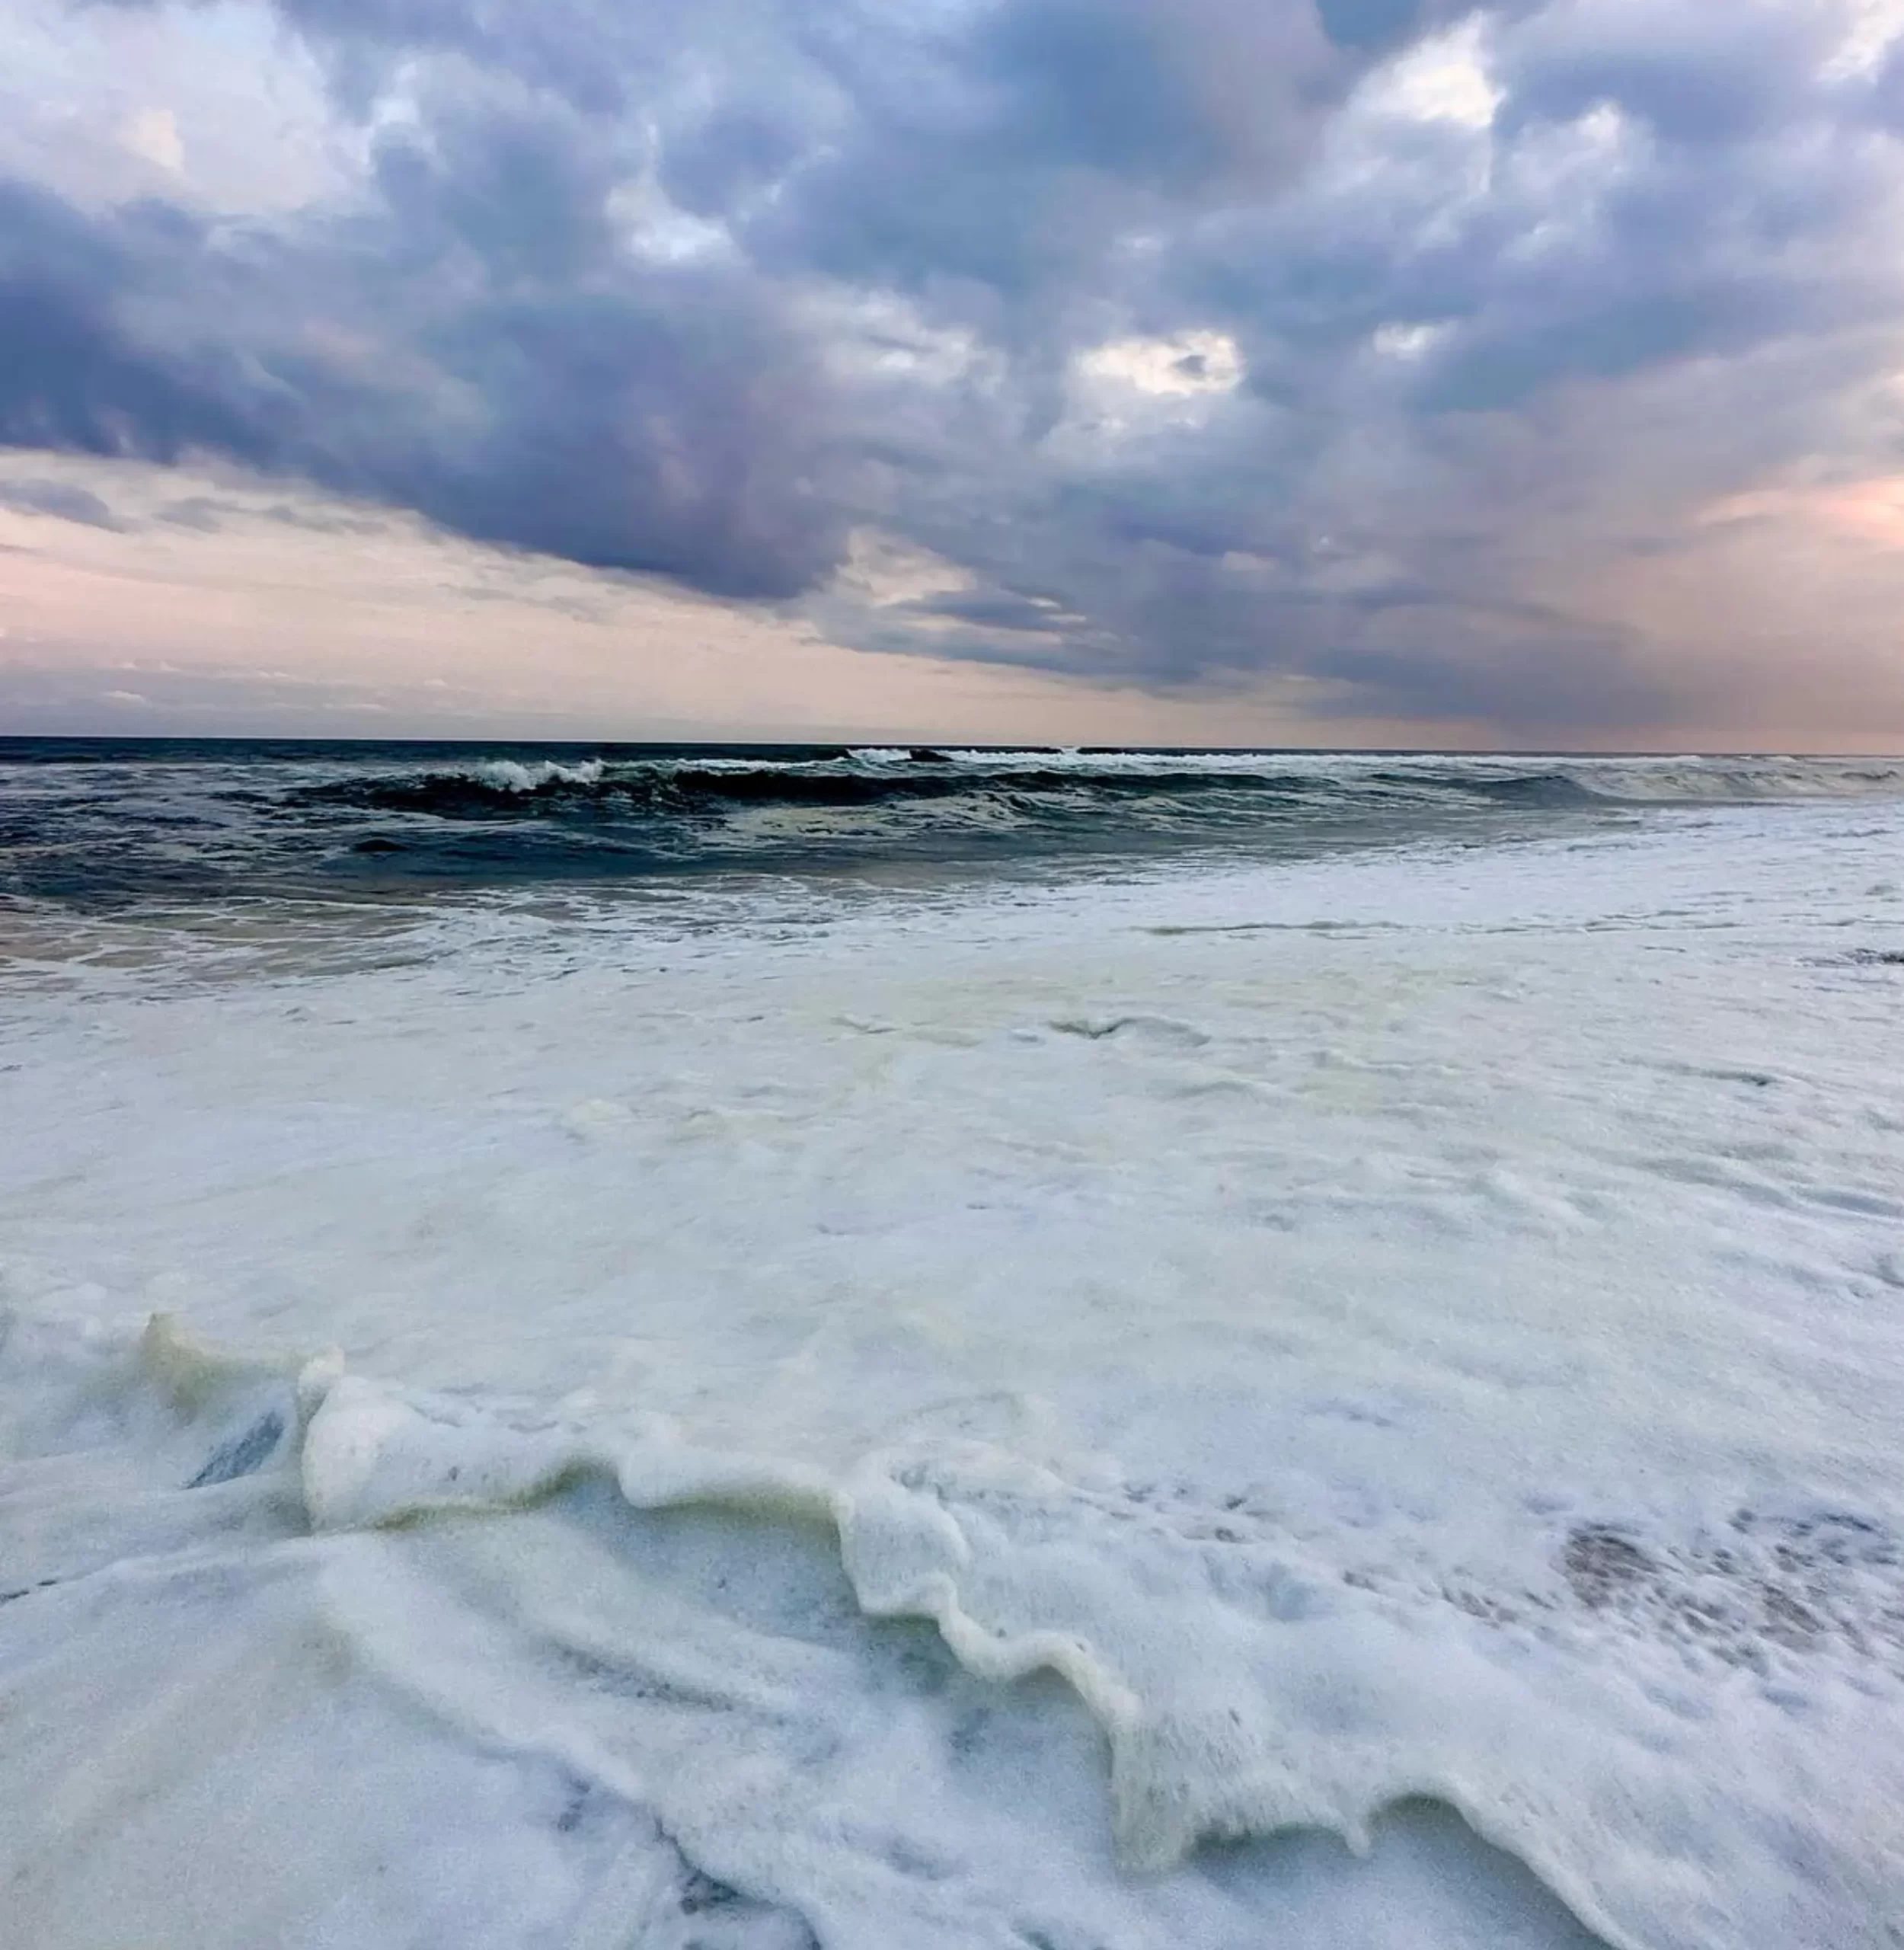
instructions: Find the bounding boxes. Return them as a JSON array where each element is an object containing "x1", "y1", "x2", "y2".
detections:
[
  {"x1": 0, "y1": 455, "x2": 1505, "y2": 748},
  {"x1": 6, "y1": 451, "x2": 1904, "y2": 749}
]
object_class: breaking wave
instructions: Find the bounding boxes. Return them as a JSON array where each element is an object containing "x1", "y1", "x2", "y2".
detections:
[
  {"x1": 5, "y1": 738, "x2": 1904, "y2": 913},
  {"x1": 295, "y1": 750, "x2": 1904, "y2": 826}
]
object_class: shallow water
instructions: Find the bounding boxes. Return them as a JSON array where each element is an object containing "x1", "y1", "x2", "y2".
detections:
[{"x1": 3, "y1": 746, "x2": 1903, "y2": 1947}]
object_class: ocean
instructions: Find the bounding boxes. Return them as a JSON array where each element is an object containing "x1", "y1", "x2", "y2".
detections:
[{"x1": 2, "y1": 739, "x2": 1902, "y2": 1949}]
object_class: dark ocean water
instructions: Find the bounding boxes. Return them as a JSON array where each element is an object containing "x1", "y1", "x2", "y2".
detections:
[{"x1": 8, "y1": 737, "x2": 1898, "y2": 915}]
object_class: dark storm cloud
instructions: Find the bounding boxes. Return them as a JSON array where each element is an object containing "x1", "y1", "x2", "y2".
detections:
[
  {"x1": 1, "y1": 91, "x2": 847, "y2": 596},
  {"x1": 8, "y1": 0, "x2": 1904, "y2": 732},
  {"x1": 0, "y1": 181, "x2": 283, "y2": 468},
  {"x1": 732, "y1": 0, "x2": 1337, "y2": 298}
]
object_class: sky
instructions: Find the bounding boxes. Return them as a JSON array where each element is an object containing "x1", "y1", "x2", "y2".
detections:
[{"x1": 4, "y1": 0, "x2": 1904, "y2": 748}]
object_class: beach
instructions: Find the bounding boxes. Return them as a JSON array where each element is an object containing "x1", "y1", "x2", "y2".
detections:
[{"x1": 3, "y1": 745, "x2": 1902, "y2": 1948}]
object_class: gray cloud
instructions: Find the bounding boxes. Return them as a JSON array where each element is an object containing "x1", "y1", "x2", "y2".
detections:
[
  {"x1": 0, "y1": 474, "x2": 127, "y2": 529},
  {"x1": 157, "y1": 495, "x2": 228, "y2": 530},
  {"x1": 0, "y1": 181, "x2": 282, "y2": 468},
  {"x1": 6, "y1": 0, "x2": 1904, "y2": 735},
  {"x1": 1315, "y1": 0, "x2": 1430, "y2": 52}
]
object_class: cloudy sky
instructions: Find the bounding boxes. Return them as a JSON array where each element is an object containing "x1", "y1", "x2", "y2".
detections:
[{"x1": 5, "y1": 0, "x2": 1904, "y2": 746}]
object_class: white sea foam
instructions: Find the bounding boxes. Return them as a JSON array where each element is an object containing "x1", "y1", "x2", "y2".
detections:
[
  {"x1": 466, "y1": 757, "x2": 609, "y2": 791},
  {"x1": 4, "y1": 800, "x2": 1904, "y2": 1946}
]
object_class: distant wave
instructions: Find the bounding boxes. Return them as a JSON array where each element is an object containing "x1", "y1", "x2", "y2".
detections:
[
  {"x1": 263, "y1": 750, "x2": 1904, "y2": 885},
  {"x1": 299, "y1": 759, "x2": 1353, "y2": 818},
  {"x1": 287, "y1": 751, "x2": 1904, "y2": 827},
  {"x1": 5, "y1": 741, "x2": 1904, "y2": 908}
]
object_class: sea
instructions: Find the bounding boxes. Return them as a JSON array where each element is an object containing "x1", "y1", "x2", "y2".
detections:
[{"x1": 2, "y1": 737, "x2": 1902, "y2": 1950}]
